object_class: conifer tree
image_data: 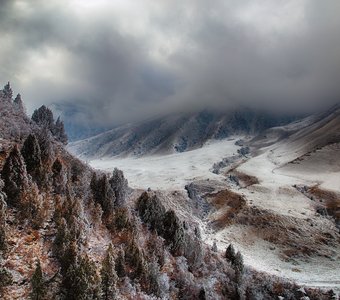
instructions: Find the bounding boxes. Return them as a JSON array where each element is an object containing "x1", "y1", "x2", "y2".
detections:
[
  {"x1": 1, "y1": 145, "x2": 29, "y2": 206},
  {"x1": 147, "y1": 255, "x2": 161, "y2": 297},
  {"x1": 36, "y1": 127, "x2": 55, "y2": 165},
  {"x1": 115, "y1": 248, "x2": 126, "y2": 278},
  {"x1": 162, "y1": 210, "x2": 185, "y2": 255},
  {"x1": 31, "y1": 259, "x2": 45, "y2": 300},
  {"x1": 109, "y1": 168, "x2": 128, "y2": 207},
  {"x1": 3, "y1": 82, "x2": 12, "y2": 99},
  {"x1": 234, "y1": 251, "x2": 244, "y2": 283},
  {"x1": 32, "y1": 105, "x2": 54, "y2": 129},
  {"x1": 91, "y1": 173, "x2": 115, "y2": 218},
  {"x1": 136, "y1": 192, "x2": 165, "y2": 232},
  {"x1": 101, "y1": 244, "x2": 118, "y2": 300},
  {"x1": 21, "y1": 134, "x2": 43, "y2": 184},
  {"x1": 225, "y1": 244, "x2": 236, "y2": 265},
  {"x1": 14, "y1": 94, "x2": 24, "y2": 111},
  {"x1": 64, "y1": 254, "x2": 100, "y2": 300},
  {"x1": 54, "y1": 117, "x2": 68, "y2": 145},
  {"x1": 52, "y1": 158, "x2": 66, "y2": 194}
]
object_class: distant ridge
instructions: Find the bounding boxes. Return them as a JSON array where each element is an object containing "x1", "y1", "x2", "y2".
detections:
[{"x1": 69, "y1": 109, "x2": 296, "y2": 158}]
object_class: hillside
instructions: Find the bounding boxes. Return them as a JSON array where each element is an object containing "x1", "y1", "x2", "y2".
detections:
[
  {"x1": 83, "y1": 105, "x2": 340, "y2": 296},
  {"x1": 69, "y1": 110, "x2": 296, "y2": 158}
]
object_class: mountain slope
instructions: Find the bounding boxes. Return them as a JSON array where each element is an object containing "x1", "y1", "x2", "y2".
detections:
[
  {"x1": 69, "y1": 109, "x2": 296, "y2": 158},
  {"x1": 2, "y1": 83, "x2": 331, "y2": 299}
]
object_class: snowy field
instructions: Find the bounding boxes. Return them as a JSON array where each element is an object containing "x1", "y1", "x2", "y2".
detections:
[
  {"x1": 86, "y1": 137, "x2": 340, "y2": 291},
  {"x1": 89, "y1": 138, "x2": 241, "y2": 190}
]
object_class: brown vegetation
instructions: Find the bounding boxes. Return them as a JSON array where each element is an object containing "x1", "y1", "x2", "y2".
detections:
[
  {"x1": 309, "y1": 185, "x2": 340, "y2": 223},
  {"x1": 230, "y1": 170, "x2": 260, "y2": 187},
  {"x1": 206, "y1": 189, "x2": 246, "y2": 228}
]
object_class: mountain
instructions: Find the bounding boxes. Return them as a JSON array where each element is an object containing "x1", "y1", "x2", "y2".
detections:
[
  {"x1": 83, "y1": 104, "x2": 340, "y2": 294},
  {"x1": 3, "y1": 83, "x2": 333, "y2": 299},
  {"x1": 69, "y1": 109, "x2": 297, "y2": 158}
]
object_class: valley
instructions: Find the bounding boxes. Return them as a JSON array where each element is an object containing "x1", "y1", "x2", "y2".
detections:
[{"x1": 75, "y1": 120, "x2": 340, "y2": 293}]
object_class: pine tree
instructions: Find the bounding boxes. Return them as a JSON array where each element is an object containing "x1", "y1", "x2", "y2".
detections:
[
  {"x1": 52, "y1": 158, "x2": 66, "y2": 194},
  {"x1": 115, "y1": 248, "x2": 126, "y2": 278},
  {"x1": 212, "y1": 241, "x2": 218, "y2": 252},
  {"x1": 101, "y1": 244, "x2": 118, "y2": 300},
  {"x1": 3, "y1": 82, "x2": 12, "y2": 99},
  {"x1": 21, "y1": 134, "x2": 43, "y2": 184},
  {"x1": 225, "y1": 244, "x2": 236, "y2": 265},
  {"x1": 136, "y1": 192, "x2": 165, "y2": 232},
  {"x1": 14, "y1": 93, "x2": 24, "y2": 111},
  {"x1": 234, "y1": 251, "x2": 244, "y2": 283},
  {"x1": 1, "y1": 145, "x2": 29, "y2": 206},
  {"x1": 162, "y1": 210, "x2": 185, "y2": 256},
  {"x1": 147, "y1": 255, "x2": 161, "y2": 297},
  {"x1": 91, "y1": 173, "x2": 115, "y2": 218},
  {"x1": 64, "y1": 254, "x2": 100, "y2": 300},
  {"x1": 54, "y1": 117, "x2": 68, "y2": 145},
  {"x1": 36, "y1": 127, "x2": 55, "y2": 165},
  {"x1": 31, "y1": 259, "x2": 45, "y2": 300},
  {"x1": 109, "y1": 168, "x2": 128, "y2": 207},
  {"x1": 32, "y1": 105, "x2": 54, "y2": 129}
]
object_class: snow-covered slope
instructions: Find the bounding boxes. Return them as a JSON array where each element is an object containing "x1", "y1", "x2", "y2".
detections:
[
  {"x1": 83, "y1": 107, "x2": 340, "y2": 292},
  {"x1": 90, "y1": 138, "x2": 241, "y2": 190},
  {"x1": 69, "y1": 110, "x2": 295, "y2": 158}
]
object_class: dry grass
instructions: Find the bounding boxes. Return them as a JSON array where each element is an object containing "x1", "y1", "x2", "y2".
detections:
[
  {"x1": 231, "y1": 170, "x2": 259, "y2": 187},
  {"x1": 309, "y1": 186, "x2": 340, "y2": 220},
  {"x1": 234, "y1": 206, "x2": 339, "y2": 259},
  {"x1": 206, "y1": 189, "x2": 246, "y2": 228}
]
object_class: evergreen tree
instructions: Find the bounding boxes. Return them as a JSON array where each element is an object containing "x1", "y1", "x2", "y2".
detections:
[
  {"x1": 109, "y1": 168, "x2": 128, "y2": 207},
  {"x1": 115, "y1": 248, "x2": 126, "y2": 278},
  {"x1": 225, "y1": 244, "x2": 236, "y2": 265},
  {"x1": 52, "y1": 158, "x2": 66, "y2": 194},
  {"x1": 31, "y1": 259, "x2": 45, "y2": 300},
  {"x1": 136, "y1": 192, "x2": 165, "y2": 232},
  {"x1": 126, "y1": 239, "x2": 146, "y2": 279},
  {"x1": 64, "y1": 254, "x2": 100, "y2": 300},
  {"x1": 234, "y1": 251, "x2": 244, "y2": 283},
  {"x1": 101, "y1": 244, "x2": 118, "y2": 300},
  {"x1": 36, "y1": 127, "x2": 55, "y2": 165},
  {"x1": 32, "y1": 105, "x2": 54, "y2": 129},
  {"x1": 54, "y1": 117, "x2": 68, "y2": 145},
  {"x1": 3, "y1": 82, "x2": 12, "y2": 99},
  {"x1": 147, "y1": 255, "x2": 161, "y2": 297},
  {"x1": 91, "y1": 173, "x2": 115, "y2": 218},
  {"x1": 162, "y1": 210, "x2": 185, "y2": 255},
  {"x1": 198, "y1": 288, "x2": 206, "y2": 300},
  {"x1": 14, "y1": 93, "x2": 24, "y2": 111},
  {"x1": 1, "y1": 145, "x2": 29, "y2": 206},
  {"x1": 21, "y1": 134, "x2": 43, "y2": 184}
]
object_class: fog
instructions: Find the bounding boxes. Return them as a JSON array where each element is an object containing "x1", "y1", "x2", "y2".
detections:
[{"x1": 1, "y1": 0, "x2": 340, "y2": 129}]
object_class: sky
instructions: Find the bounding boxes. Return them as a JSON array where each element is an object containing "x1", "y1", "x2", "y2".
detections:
[{"x1": 1, "y1": 0, "x2": 340, "y2": 129}]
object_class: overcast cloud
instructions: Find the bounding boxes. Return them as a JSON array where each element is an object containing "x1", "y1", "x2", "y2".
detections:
[{"x1": 1, "y1": 0, "x2": 340, "y2": 127}]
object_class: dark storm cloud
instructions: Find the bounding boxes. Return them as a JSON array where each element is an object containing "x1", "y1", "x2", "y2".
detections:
[{"x1": 1, "y1": 0, "x2": 340, "y2": 127}]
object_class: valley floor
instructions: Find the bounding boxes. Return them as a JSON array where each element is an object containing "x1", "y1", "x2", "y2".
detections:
[{"x1": 88, "y1": 137, "x2": 340, "y2": 292}]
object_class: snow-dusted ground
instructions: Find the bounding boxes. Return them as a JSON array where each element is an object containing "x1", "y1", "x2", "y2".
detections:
[
  {"x1": 206, "y1": 141, "x2": 340, "y2": 291},
  {"x1": 85, "y1": 136, "x2": 340, "y2": 292},
  {"x1": 89, "y1": 138, "x2": 240, "y2": 190}
]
